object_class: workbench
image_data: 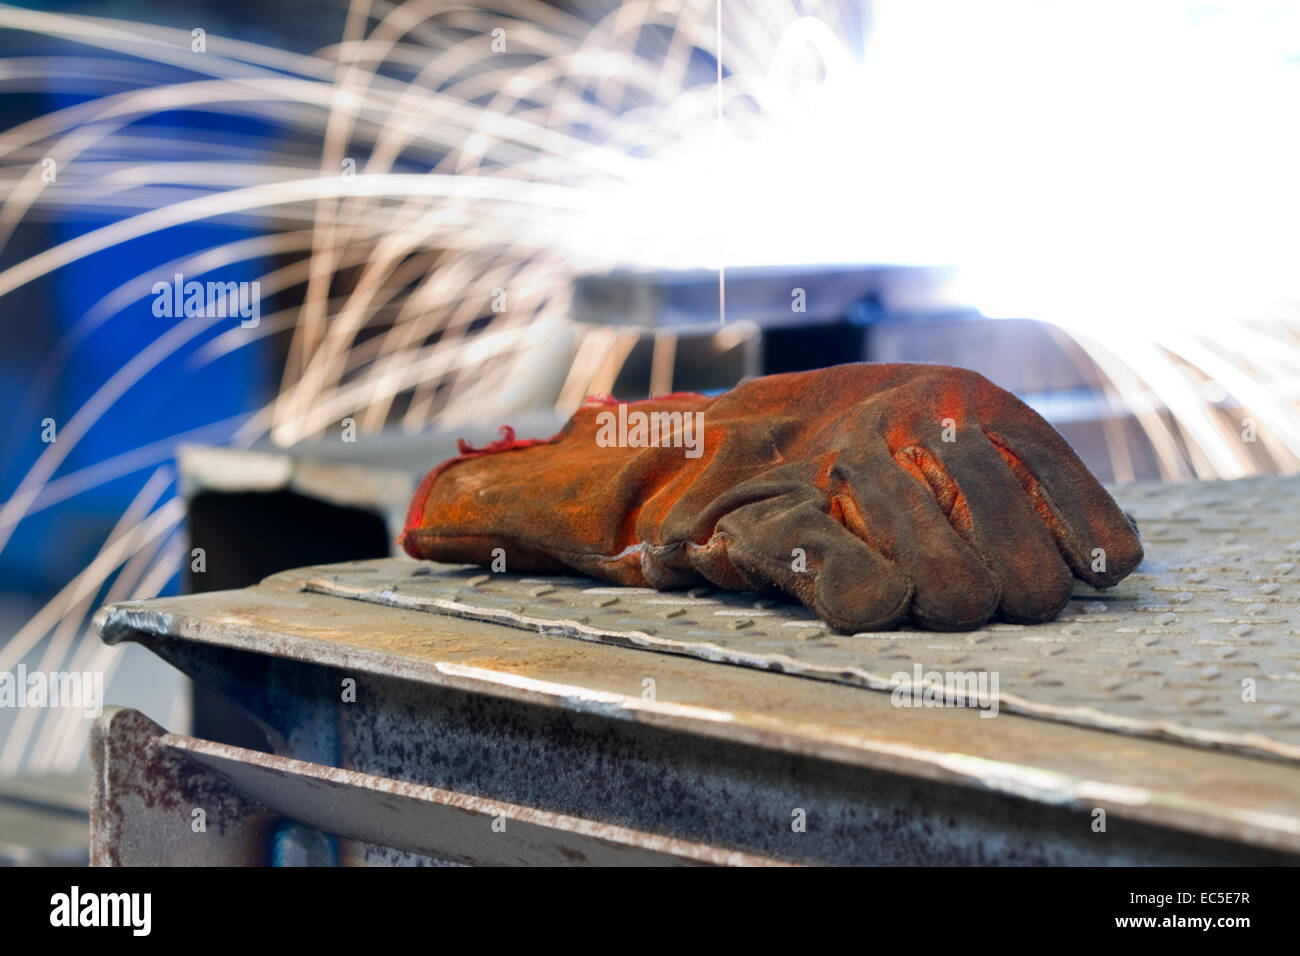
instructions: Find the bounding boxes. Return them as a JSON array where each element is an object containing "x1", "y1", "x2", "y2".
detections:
[{"x1": 90, "y1": 474, "x2": 1300, "y2": 865}]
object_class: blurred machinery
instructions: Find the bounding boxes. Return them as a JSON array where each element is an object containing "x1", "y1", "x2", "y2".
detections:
[{"x1": 575, "y1": 264, "x2": 1163, "y2": 482}]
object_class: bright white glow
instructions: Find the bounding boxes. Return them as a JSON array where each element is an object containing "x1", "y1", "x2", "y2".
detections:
[{"x1": 572, "y1": 1, "x2": 1300, "y2": 337}]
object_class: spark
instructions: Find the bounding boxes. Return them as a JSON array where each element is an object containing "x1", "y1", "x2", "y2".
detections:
[{"x1": 0, "y1": 0, "x2": 1297, "y2": 771}]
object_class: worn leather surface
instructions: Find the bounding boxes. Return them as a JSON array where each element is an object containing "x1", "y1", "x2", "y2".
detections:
[{"x1": 401, "y1": 363, "x2": 1143, "y2": 631}]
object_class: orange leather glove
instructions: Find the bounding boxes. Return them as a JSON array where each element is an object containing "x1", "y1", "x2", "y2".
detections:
[{"x1": 400, "y1": 363, "x2": 1142, "y2": 632}]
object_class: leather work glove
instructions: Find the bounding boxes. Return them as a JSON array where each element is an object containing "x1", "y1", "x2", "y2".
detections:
[{"x1": 400, "y1": 363, "x2": 1143, "y2": 632}]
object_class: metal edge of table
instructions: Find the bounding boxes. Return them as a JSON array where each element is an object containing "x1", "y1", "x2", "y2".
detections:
[{"x1": 93, "y1": 576, "x2": 1300, "y2": 857}]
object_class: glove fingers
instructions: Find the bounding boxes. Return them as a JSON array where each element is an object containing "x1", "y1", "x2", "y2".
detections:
[
  {"x1": 832, "y1": 452, "x2": 1001, "y2": 630},
  {"x1": 925, "y1": 432, "x2": 1076, "y2": 623},
  {"x1": 977, "y1": 410, "x2": 1143, "y2": 587},
  {"x1": 691, "y1": 482, "x2": 912, "y2": 633}
]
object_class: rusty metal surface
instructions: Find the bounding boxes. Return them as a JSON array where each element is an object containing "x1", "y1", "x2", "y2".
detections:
[
  {"x1": 90, "y1": 705, "x2": 782, "y2": 865},
  {"x1": 320, "y1": 661, "x2": 1296, "y2": 864},
  {"x1": 96, "y1": 573, "x2": 1300, "y2": 857},
  {"x1": 90, "y1": 708, "x2": 276, "y2": 866},
  {"x1": 288, "y1": 474, "x2": 1300, "y2": 764},
  {"x1": 167, "y1": 730, "x2": 782, "y2": 866}
]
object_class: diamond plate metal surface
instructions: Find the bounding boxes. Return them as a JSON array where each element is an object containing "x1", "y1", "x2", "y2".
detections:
[{"x1": 293, "y1": 474, "x2": 1300, "y2": 763}]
